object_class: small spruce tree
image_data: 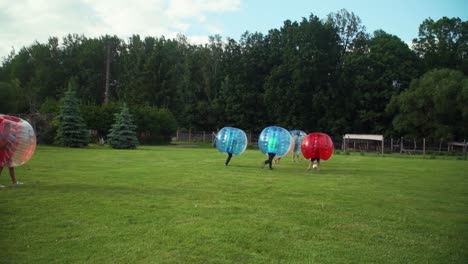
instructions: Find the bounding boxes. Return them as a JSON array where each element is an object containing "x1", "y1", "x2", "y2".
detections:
[
  {"x1": 54, "y1": 79, "x2": 89, "y2": 147},
  {"x1": 107, "y1": 104, "x2": 139, "y2": 149}
]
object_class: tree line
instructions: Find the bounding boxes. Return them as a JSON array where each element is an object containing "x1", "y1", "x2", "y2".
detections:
[{"x1": 0, "y1": 9, "x2": 467, "y2": 142}]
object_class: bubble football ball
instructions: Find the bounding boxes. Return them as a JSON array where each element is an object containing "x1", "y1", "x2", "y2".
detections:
[
  {"x1": 258, "y1": 126, "x2": 292, "y2": 157},
  {"x1": 282, "y1": 135, "x2": 295, "y2": 157},
  {"x1": 289, "y1": 130, "x2": 307, "y2": 154},
  {"x1": 215, "y1": 127, "x2": 248, "y2": 155},
  {"x1": 0, "y1": 114, "x2": 36, "y2": 167},
  {"x1": 301, "y1": 132, "x2": 334, "y2": 160},
  {"x1": 313, "y1": 164, "x2": 318, "y2": 169}
]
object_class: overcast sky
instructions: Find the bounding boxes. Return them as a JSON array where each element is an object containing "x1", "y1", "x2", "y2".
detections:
[{"x1": 1, "y1": 0, "x2": 467, "y2": 61}]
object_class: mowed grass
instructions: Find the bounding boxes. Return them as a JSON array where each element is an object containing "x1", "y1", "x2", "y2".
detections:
[{"x1": 0, "y1": 145, "x2": 467, "y2": 263}]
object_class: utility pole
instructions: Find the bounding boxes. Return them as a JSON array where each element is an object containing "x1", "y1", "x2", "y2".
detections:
[{"x1": 104, "y1": 43, "x2": 110, "y2": 104}]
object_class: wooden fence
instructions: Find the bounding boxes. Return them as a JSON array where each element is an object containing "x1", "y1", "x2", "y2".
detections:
[{"x1": 173, "y1": 129, "x2": 467, "y2": 156}]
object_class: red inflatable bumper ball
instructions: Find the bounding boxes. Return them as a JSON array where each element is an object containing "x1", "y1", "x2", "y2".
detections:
[{"x1": 300, "y1": 132, "x2": 334, "y2": 160}]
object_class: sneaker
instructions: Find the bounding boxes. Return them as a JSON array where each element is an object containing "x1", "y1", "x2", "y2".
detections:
[
  {"x1": 0, "y1": 184, "x2": 5, "y2": 188},
  {"x1": 12, "y1": 181, "x2": 24, "y2": 186}
]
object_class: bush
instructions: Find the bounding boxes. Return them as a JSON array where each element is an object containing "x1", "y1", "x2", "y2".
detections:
[
  {"x1": 132, "y1": 105, "x2": 177, "y2": 145},
  {"x1": 81, "y1": 102, "x2": 120, "y2": 142}
]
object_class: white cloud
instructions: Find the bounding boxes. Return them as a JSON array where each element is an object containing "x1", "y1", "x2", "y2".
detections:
[
  {"x1": 204, "y1": 23, "x2": 223, "y2": 34},
  {"x1": 187, "y1": 35, "x2": 211, "y2": 45},
  {"x1": 0, "y1": 0, "x2": 241, "y2": 60},
  {"x1": 165, "y1": 0, "x2": 240, "y2": 19}
]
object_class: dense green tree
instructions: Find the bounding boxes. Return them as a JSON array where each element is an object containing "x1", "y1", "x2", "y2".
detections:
[
  {"x1": 0, "y1": 10, "x2": 465, "y2": 142},
  {"x1": 132, "y1": 104, "x2": 177, "y2": 144},
  {"x1": 54, "y1": 79, "x2": 90, "y2": 147},
  {"x1": 219, "y1": 32, "x2": 270, "y2": 131},
  {"x1": 264, "y1": 15, "x2": 340, "y2": 132},
  {"x1": 0, "y1": 80, "x2": 24, "y2": 113},
  {"x1": 80, "y1": 102, "x2": 121, "y2": 141},
  {"x1": 326, "y1": 9, "x2": 366, "y2": 61},
  {"x1": 413, "y1": 17, "x2": 468, "y2": 74},
  {"x1": 107, "y1": 104, "x2": 139, "y2": 149},
  {"x1": 387, "y1": 69, "x2": 468, "y2": 140},
  {"x1": 338, "y1": 30, "x2": 420, "y2": 135}
]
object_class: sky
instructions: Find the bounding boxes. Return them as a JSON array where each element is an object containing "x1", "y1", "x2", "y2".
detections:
[{"x1": 0, "y1": 0, "x2": 467, "y2": 61}]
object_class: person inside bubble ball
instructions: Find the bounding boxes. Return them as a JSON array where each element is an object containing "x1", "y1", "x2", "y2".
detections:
[
  {"x1": 261, "y1": 136, "x2": 277, "y2": 170},
  {"x1": 274, "y1": 156, "x2": 281, "y2": 164},
  {"x1": 224, "y1": 139, "x2": 237, "y2": 166},
  {"x1": 262, "y1": 152, "x2": 276, "y2": 170},
  {"x1": 0, "y1": 121, "x2": 23, "y2": 188},
  {"x1": 307, "y1": 157, "x2": 320, "y2": 172},
  {"x1": 292, "y1": 132, "x2": 301, "y2": 162},
  {"x1": 225, "y1": 152, "x2": 233, "y2": 166}
]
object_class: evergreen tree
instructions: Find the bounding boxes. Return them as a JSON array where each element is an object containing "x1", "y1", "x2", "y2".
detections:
[
  {"x1": 107, "y1": 104, "x2": 139, "y2": 149},
  {"x1": 54, "y1": 79, "x2": 90, "y2": 147}
]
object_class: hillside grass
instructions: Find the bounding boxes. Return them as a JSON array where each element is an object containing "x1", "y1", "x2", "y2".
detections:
[{"x1": 1, "y1": 145, "x2": 467, "y2": 263}]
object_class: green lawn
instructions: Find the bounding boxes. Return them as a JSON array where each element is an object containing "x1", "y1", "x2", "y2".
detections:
[{"x1": 1, "y1": 145, "x2": 467, "y2": 263}]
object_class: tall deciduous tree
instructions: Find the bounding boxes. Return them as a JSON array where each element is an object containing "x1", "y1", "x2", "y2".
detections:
[
  {"x1": 264, "y1": 15, "x2": 340, "y2": 132},
  {"x1": 413, "y1": 17, "x2": 468, "y2": 74},
  {"x1": 326, "y1": 8, "x2": 366, "y2": 62},
  {"x1": 339, "y1": 30, "x2": 420, "y2": 134},
  {"x1": 387, "y1": 68, "x2": 468, "y2": 140}
]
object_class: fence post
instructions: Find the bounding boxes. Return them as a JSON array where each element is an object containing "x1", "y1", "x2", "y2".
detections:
[
  {"x1": 176, "y1": 128, "x2": 179, "y2": 141},
  {"x1": 189, "y1": 128, "x2": 192, "y2": 143},
  {"x1": 390, "y1": 138, "x2": 393, "y2": 153},
  {"x1": 342, "y1": 136, "x2": 346, "y2": 152},
  {"x1": 203, "y1": 131, "x2": 205, "y2": 142},
  {"x1": 400, "y1": 137, "x2": 403, "y2": 154},
  {"x1": 423, "y1": 138, "x2": 426, "y2": 158},
  {"x1": 464, "y1": 139, "x2": 467, "y2": 160},
  {"x1": 381, "y1": 137, "x2": 384, "y2": 156}
]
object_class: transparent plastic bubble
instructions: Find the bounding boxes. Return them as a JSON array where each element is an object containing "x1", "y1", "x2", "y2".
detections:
[
  {"x1": 258, "y1": 126, "x2": 292, "y2": 156},
  {"x1": 289, "y1": 130, "x2": 307, "y2": 154},
  {"x1": 301, "y1": 132, "x2": 334, "y2": 160},
  {"x1": 0, "y1": 114, "x2": 37, "y2": 167},
  {"x1": 215, "y1": 127, "x2": 248, "y2": 155}
]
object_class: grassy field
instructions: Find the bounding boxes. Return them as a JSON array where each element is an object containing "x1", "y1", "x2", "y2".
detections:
[{"x1": 1, "y1": 145, "x2": 467, "y2": 263}]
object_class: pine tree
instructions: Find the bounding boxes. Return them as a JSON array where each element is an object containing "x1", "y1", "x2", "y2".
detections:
[
  {"x1": 107, "y1": 104, "x2": 139, "y2": 149},
  {"x1": 54, "y1": 79, "x2": 90, "y2": 147}
]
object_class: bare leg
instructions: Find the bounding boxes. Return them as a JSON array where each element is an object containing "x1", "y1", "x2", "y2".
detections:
[
  {"x1": 0, "y1": 167, "x2": 4, "y2": 187},
  {"x1": 9, "y1": 167, "x2": 17, "y2": 183}
]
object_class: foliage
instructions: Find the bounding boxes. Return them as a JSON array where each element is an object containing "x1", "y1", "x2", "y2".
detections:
[
  {"x1": 0, "y1": 12, "x2": 466, "y2": 141},
  {"x1": 387, "y1": 68, "x2": 468, "y2": 140},
  {"x1": 81, "y1": 102, "x2": 121, "y2": 142},
  {"x1": 338, "y1": 30, "x2": 420, "y2": 135},
  {"x1": 131, "y1": 104, "x2": 178, "y2": 144},
  {"x1": 0, "y1": 81, "x2": 17, "y2": 113},
  {"x1": 413, "y1": 17, "x2": 468, "y2": 74},
  {"x1": 107, "y1": 104, "x2": 139, "y2": 149},
  {"x1": 54, "y1": 79, "x2": 90, "y2": 147}
]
